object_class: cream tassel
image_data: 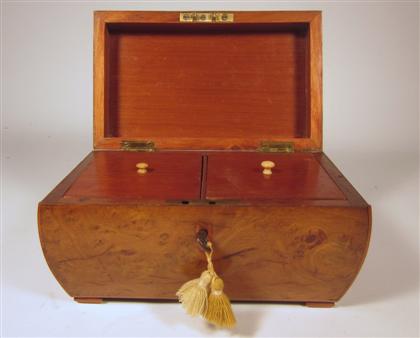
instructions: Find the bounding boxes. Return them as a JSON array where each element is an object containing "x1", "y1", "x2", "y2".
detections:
[
  {"x1": 176, "y1": 270, "x2": 212, "y2": 316},
  {"x1": 176, "y1": 240, "x2": 236, "y2": 328}
]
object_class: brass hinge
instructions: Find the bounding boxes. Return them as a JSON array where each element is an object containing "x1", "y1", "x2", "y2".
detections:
[
  {"x1": 258, "y1": 141, "x2": 294, "y2": 153},
  {"x1": 121, "y1": 140, "x2": 155, "y2": 152},
  {"x1": 179, "y1": 12, "x2": 234, "y2": 23}
]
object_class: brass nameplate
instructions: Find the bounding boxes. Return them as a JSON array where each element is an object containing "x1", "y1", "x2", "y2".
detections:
[
  {"x1": 179, "y1": 12, "x2": 234, "y2": 23},
  {"x1": 258, "y1": 141, "x2": 295, "y2": 153},
  {"x1": 121, "y1": 140, "x2": 155, "y2": 152}
]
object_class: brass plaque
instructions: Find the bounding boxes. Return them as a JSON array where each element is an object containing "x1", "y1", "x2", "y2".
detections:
[
  {"x1": 258, "y1": 141, "x2": 295, "y2": 153},
  {"x1": 121, "y1": 140, "x2": 155, "y2": 152},
  {"x1": 179, "y1": 12, "x2": 234, "y2": 23}
]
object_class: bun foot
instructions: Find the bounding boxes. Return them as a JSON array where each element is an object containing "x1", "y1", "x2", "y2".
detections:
[
  {"x1": 74, "y1": 297, "x2": 104, "y2": 304},
  {"x1": 304, "y1": 302, "x2": 335, "y2": 308}
]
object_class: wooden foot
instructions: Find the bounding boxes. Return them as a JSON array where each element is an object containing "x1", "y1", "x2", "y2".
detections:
[
  {"x1": 304, "y1": 302, "x2": 335, "y2": 308},
  {"x1": 74, "y1": 297, "x2": 104, "y2": 304}
]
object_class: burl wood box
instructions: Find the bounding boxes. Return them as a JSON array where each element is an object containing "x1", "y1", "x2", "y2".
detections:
[{"x1": 38, "y1": 11, "x2": 371, "y2": 307}]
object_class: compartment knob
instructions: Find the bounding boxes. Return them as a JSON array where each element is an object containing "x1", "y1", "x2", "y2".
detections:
[
  {"x1": 136, "y1": 162, "x2": 149, "y2": 174},
  {"x1": 261, "y1": 160, "x2": 275, "y2": 175}
]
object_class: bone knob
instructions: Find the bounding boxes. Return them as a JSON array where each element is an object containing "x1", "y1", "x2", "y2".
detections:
[
  {"x1": 136, "y1": 162, "x2": 149, "y2": 174},
  {"x1": 261, "y1": 160, "x2": 275, "y2": 175}
]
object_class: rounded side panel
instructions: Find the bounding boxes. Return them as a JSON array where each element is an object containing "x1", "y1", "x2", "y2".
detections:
[
  {"x1": 38, "y1": 204, "x2": 74, "y2": 298},
  {"x1": 335, "y1": 205, "x2": 372, "y2": 302}
]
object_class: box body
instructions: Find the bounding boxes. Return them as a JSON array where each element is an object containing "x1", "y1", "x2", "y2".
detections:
[{"x1": 38, "y1": 11, "x2": 371, "y2": 306}]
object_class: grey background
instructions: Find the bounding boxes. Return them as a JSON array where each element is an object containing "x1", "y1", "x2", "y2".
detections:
[{"x1": 2, "y1": 1, "x2": 419, "y2": 337}]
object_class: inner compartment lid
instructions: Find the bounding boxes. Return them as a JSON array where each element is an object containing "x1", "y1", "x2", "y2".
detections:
[
  {"x1": 205, "y1": 153, "x2": 345, "y2": 200},
  {"x1": 94, "y1": 11, "x2": 322, "y2": 151}
]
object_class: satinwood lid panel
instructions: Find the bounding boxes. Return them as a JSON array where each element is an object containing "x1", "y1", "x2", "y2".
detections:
[
  {"x1": 65, "y1": 152, "x2": 202, "y2": 200},
  {"x1": 94, "y1": 11, "x2": 322, "y2": 151},
  {"x1": 206, "y1": 153, "x2": 345, "y2": 200}
]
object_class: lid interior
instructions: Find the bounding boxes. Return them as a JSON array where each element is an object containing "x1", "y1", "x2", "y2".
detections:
[{"x1": 94, "y1": 13, "x2": 322, "y2": 151}]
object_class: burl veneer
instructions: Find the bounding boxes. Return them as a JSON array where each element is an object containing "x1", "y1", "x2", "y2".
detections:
[{"x1": 38, "y1": 11, "x2": 371, "y2": 307}]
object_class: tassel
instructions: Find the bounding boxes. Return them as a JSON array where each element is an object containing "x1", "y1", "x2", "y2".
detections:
[
  {"x1": 204, "y1": 276, "x2": 236, "y2": 329},
  {"x1": 176, "y1": 239, "x2": 236, "y2": 328},
  {"x1": 176, "y1": 270, "x2": 212, "y2": 316}
]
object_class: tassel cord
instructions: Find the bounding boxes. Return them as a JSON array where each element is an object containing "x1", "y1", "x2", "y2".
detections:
[{"x1": 205, "y1": 241, "x2": 217, "y2": 278}]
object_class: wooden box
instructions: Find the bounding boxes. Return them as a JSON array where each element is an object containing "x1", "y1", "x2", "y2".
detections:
[{"x1": 38, "y1": 11, "x2": 371, "y2": 307}]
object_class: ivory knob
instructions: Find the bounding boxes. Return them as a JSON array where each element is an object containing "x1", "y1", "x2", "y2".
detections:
[
  {"x1": 136, "y1": 162, "x2": 149, "y2": 174},
  {"x1": 261, "y1": 160, "x2": 275, "y2": 175}
]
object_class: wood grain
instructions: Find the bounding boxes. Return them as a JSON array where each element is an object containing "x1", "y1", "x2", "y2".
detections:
[
  {"x1": 106, "y1": 25, "x2": 308, "y2": 139},
  {"x1": 65, "y1": 151, "x2": 202, "y2": 200},
  {"x1": 57, "y1": 152, "x2": 348, "y2": 202},
  {"x1": 39, "y1": 204, "x2": 370, "y2": 302},
  {"x1": 93, "y1": 11, "x2": 322, "y2": 151},
  {"x1": 42, "y1": 151, "x2": 368, "y2": 207},
  {"x1": 206, "y1": 152, "x2": 345, "y2": 200}
]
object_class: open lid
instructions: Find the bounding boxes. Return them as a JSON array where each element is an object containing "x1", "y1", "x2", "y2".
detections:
[{"x1": 94, "y1": 11, "x2": 322, "y2": 151}]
